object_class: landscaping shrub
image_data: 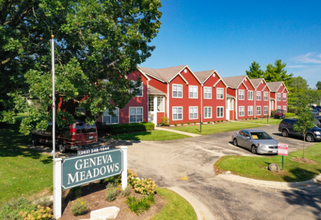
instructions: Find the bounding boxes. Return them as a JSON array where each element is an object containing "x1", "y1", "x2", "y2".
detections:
[
  {"x1": 126, "y1": 195, "x2": 155, "y2": 215},
  {"x1": 72, "y1": 186, "x2": 82, "y2": 198},
  {"x1": 70, "y1": 199, "x2": 88, "y2": 216},
  {"x1": 208, "y1": 121, "x2": 210, "y2": 124},
  {"x1": 20, "y1": 205, "x2": 53, "y2": 220},
  {"x1": 187, "y1": 122, "x2": 191, "y2": 125},
  {"x1": 160, "y1": 117, "x2": 170, "y2": 126},
  {"x1": 285, "y1": 112, "x2": 295, "y2": 117},
  {"x1": 0, "y1": 197, "x2": 36, "y2": 220},
  {"x1": 131, "y1": 178, "x2": 158, "y2": 195},
  {"x1": 106, "y1": 183, "x2": 119, "y2": 202},
  {"x1": 193, "y1": 121, "x2": 196, "y2": 125},
  {"x1": 181, "y1": 122, "x2": 184, "y2": 126},
  {"x1": 174, "y1": 123, "x2": 177, "y2": 127},
  {"x1": 121, "y1": 185, "x2": 132, "y2": 197},
  {"x1": 97, "y1": 122, "x2": 155, "y2": 135},
  {"x1": 221, "y1": 120, "x2": 223, "y2": 122}
]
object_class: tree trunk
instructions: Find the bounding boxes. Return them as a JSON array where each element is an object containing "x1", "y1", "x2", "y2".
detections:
[{"x1": 303, "y1": 134, "x2": 306, "y2": 159}]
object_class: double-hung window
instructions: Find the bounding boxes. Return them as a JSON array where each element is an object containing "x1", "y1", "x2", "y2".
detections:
[
  {"x1": 157, "y1": 97, "x2": 164, "y2": 112},
  {"x1": 239, "y1": 106, "x2": 245, "y2": 116},
  {"x1": 217, "y1": 107, "x2": 224, "y2": 118},
  {"x1": 283, "y1": 106, "x2": 287, "y2": 112},
  {"x1": 264, "y1": 106, "x2": 268, "y2": 115},
  {"x1": 189, "y1": 86, "x2": 198, "y2": 98},
  {"x1": 277, "y1": 93, "x2": 281, "y2": 101},
  {"x1": 129, "y1": 107, "x2": 143, "y2": 123},
  {"x1": 256, "y1": 91, "x2": 261, "y2": 100},
  {"x1": 204, "y1": 87, "x2": 212, "y2": 99},
  {"x1": 189, "y1": 106, "x2": 198, "y2": 119},
  {"x1": 264, "y1": 92, "x2": 268, "y2": 101},
  {"x1": 248, "y1": 91, "x2": 253, "y2": 100},
  {"x1": 172, "y1": 107, "x2": 183, "y2": 120},
  {"x1": 257, "y1": 106, "x2": 261, "y2": 115},
  {"x1": 103, "y1": 108, "x2": 119, "y2": 124},
  {"x1": 204, "y1": 107, "x2": 212, "y2": 119},
  {"x1": 239, "y1": 90, "x2": 245, "y2": 100},
  {"x1": 283, "y1": 93, "x2": 287, "y2": 101},
  {"x1": 130, "y1": 81, "x2": 143, "y2": 97},
  {"x1": 248, "y1": 106, "x2": 253, "y2": 116},
  {"x1": 172, "y1": 84, "x2": 183, "y2": 98},
  {"x1": 217, "y1": 88, "x2": 224, "y2": 99}
]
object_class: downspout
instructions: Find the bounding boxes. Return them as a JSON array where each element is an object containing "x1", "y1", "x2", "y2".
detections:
[
  {"x1": 167, "y1": 83, "x2": 170, "y2": 122},
  {"x1": 235, "y1": 89, "x2": 238, "y2": 120},
  {"x1": 201, "y1": 83, "x2": 203, "y2": 123}
]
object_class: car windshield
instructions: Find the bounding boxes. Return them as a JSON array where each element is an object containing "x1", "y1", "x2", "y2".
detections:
[{"x1": 250, "y1": 132, "x2": 272, "y2": 140}]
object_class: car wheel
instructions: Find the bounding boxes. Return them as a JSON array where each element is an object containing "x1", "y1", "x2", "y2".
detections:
[
  {"x1": 31, "y1": 136, "x2": 38, "y2": 146},
  {"x1": 306, "y1": 134, "x2": 315, "y2": 142},
  {"x1": 233, "y1": 138, "x2": 238, "y2": 146},
  {"x1": 58, "y1": 143, "x2": 66, "y2": 153},
  {"x1": 282, "y1": 129, "x2": 288, "y2": 137},
  {"x1": 251, "y1": 145, "x2": 257, "y2": 154}
]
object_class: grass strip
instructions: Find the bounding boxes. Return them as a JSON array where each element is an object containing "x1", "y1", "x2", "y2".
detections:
[
  {"x1": 150, "y1": 188, "x2": 197, "y2": 220},
  {"x1": 107, "y1": 130, "x2": 191, "y2": 141},
  {"x1": 215, "y1": 142, "x2": 321, "y2": 182}
]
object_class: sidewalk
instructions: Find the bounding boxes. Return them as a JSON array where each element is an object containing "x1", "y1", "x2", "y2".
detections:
[
  {"x1": 216, "y1": 172, "x2": 321, "y2": 189},
  {"x1": 155, "y1": 126, "x2": 202, "y2": 137}
]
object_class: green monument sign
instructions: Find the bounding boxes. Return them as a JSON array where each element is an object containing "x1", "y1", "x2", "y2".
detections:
[{"x1": 62, "y1": 149, "x2": 122, "y2": 189}]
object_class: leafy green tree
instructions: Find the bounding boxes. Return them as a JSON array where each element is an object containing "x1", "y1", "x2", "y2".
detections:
[
  {"x1": 264, "y1": 59, "x2": 293, "y2": 85},
  {"x1": 0, "y1": 0, "x2": 162, "y2": 134},
  {"x1": 287, "y1": 76, "x2": 309, "y2": 107},
  {"x1": 293, "y1": 107, "x2": 315, "y2": 159},
  {"x1": 245, "y1": 61, "x2": 264, "y2": 79},
  {"x1": 316, "y1": 81, "x2": 321, "y2": 90}
]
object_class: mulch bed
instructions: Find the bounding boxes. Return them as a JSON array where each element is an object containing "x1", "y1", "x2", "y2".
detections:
[{"x1": 59, "y1": 182, "x2": 166, "y2": 220}]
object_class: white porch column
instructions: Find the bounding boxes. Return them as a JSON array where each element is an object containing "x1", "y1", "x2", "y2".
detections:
[{"x1": 53, "y1": 158, "x2": 62, "y2": 219}]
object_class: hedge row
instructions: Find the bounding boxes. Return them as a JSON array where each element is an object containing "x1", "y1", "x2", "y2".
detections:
[{"x1": 97, "y1": 122, "x2": 155, "y2": 135}]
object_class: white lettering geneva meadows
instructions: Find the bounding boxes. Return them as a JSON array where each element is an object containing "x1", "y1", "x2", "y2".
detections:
[{"x1": 67, "y1": 153, "x2": 119, "y2": 185}]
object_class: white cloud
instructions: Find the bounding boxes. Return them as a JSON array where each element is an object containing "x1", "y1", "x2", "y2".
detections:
[
  {"x1": 292, "y1": 52, "x2": 321, "y2": 64},
  {"x1": 287, "y1": 65, "x2": 305, "y2": 68}
]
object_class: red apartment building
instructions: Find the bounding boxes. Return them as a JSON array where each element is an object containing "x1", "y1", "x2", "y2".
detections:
[
  {"x1": 267, "y1": 82, "x2": 288, "y2": 112},
  {"x1": 251, "y1": 78, "x2": 271, "y2": 117}
]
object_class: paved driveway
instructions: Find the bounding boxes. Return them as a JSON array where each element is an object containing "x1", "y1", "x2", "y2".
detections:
[{"x1": 122, "y1": 124, "x2": 321, "y2": 220}]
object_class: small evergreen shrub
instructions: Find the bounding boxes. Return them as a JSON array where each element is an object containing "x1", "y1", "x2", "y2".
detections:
[
  {"x1": 181, "y1": 122, "x2": 184, "y2": 126},
  {"x1": 121, "y1": 185, "x2": 131, "y2": 197},
  {"x1": 126, "y1": 195, "x2": 155, "y2": 215},
  {"x1": 221, "y1": 120, "x2": 223, "y2": 122},
  {"x1": 193, "y1": 121, "x2": 196, "y2": 125},
  {"x1": 160, "y1": 117, "x2": 170, "y2": 126},
  {"x1": 213, "y1": 121, "x2": 215, "y2": 124},
  {"x1": 106, "y1": 183, "x2": 119, "y2": 202},
  {"x1": 208, "y1": 121, "x2": 210, "y2": 124},
  {"x1": 174, "y1": 123, "x2": 177, "y2": 127},
  {"x1": 187, "y1": 122, "x2": 191, "y2": 125},
  {"x1": 70, "y1": 199, "x2": 88, "y2": 216}
]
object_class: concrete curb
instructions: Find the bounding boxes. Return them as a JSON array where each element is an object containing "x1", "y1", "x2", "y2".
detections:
[
  {"x1": 168, "y1": 187, "x2": 214, "y2": 220},
  {"x1": 216, "y1": 173, "x2": 321, "y2": 189}
]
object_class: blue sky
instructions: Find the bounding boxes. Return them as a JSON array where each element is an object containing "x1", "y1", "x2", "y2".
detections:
[{"x1": 141, "y1": 0, "x2": 321, "y2": 88}]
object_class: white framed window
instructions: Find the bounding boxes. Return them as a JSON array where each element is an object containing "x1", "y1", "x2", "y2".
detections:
[
  {"x1": 264, "y1": 92, "x2": 268, "y2": 101},
  {"x1": 264, "y1": 106, "x2": 268, "y2": 115},
  {"x1": 130, "y1": 81, "x2": 143, "y2": 97},
  {"x1": 283, "y1": 93, "x2": 287, "y2": 101},
  {"x1": 217, "y1": 88, "x2": 224, "y2": 99},
  {"x1": 189, "y1": 85, "x2": 198, "y2": 98},
  {"x1": 189, "y1": 106, "x2": 198, "y2": 119},
  {"x1": 129, "y1": 107, "x2": 143, "y2": 123},
  {"x1": 257, "y1": 106, "x2": 261, "y2": 115},
  {"x1": 277, "y1": 105, "x2": 281, "y2": 110},
  {"x1": 239, "y1": 90, "x2": 245, "y2": 100},
  {"x1": 277, "y1": 93, "x2": 281, "y2": 101},
  {"x1": 157, "y1": 96, "x2": 164, "y2": 112},
  {"x1": 256, "y1": 91, "x2": 261, "y2": 101},
  {"x1": 172, "y1": 84, "x2": 183, "y2": 98},
  {"x1": 148, "y1": 96, "x2": 154, "y2": 111},
  {"x1": 204, "y1": 107, "x2": 212, "y2": 119},
  {"x1": 103, "y1": 108, "x2": 119, "y2": 124},
  {"x1": 172, "y1": 107, "x2": 183, "y2": 120},
  {"x1": 230, "y1": 99, "x2": 234, "y2": 110},
  {"x1": 248, "y1": 91, "x2": 253, "y2": 100},
  {"x1": 283, "y1": 106, "x2": 287, "y2": 112},
  {"x1": 239, "y1": 106, "x2": 245, "y2": 116},
  {"x1": 248, "y1": 106, "x2": 253, "y2": 116},
  {"x1": 217, "y1": 107, "x2": 224, "y2": 118},
  {"x1": 204, "y1": 87, "x2": 212, "y2": 99}
]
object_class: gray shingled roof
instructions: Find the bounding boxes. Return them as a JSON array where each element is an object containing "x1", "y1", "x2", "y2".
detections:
[
  {"x1": 194, "y1": 70, "x2": 215, "y2": 83},
  {"x1": 250, "y1": 78, "x2": 263, "y2": 88},
  {"x1": 148, "y1": 85, "x2": 167, "y2": 96},
  {"x1": 138, "y1": 65, "x2": 187, "y2": 82},
  {"x1": 267, "y1": 81, "x2": 282, "y2": 92},
  {"x1": 222, "y1": 75, "x2": 247, "y2": 89}
]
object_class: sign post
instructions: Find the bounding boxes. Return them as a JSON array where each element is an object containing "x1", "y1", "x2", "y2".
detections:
[{"x1": 278, "y1": 143, "x2": 288, "y2": 170}]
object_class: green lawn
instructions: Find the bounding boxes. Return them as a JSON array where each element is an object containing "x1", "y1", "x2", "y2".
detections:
[
  {"x1": 0, "y1": 117, "x2": 53, "y2": 205},
  {"x1": 215, "y1": 142, "x2": 321, "y2": 182},
  {"x1": 107, "y1": 130, "x2": 191, "y2": 141},
  {"x1": 150, "y1": 188, "x2": 197, "y2": 220}
]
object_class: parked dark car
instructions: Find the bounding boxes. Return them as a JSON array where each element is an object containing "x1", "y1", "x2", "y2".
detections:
[
  {"x1": 278, "y1": 118, "x2": 321, "y2": 142},
  {"x1": 31, "y1": 119, "x2": 98, "y2": 152},
  {"x1": 274, "y1": 109, "x2": 285, "y2": 119},
  {"x1": 311, "y1": 109, "x2": 319, "y2": 116}
]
